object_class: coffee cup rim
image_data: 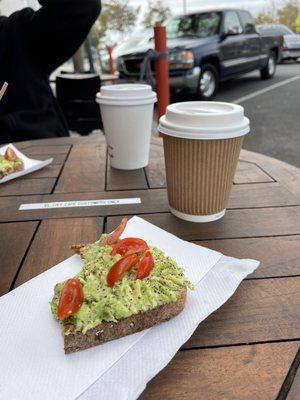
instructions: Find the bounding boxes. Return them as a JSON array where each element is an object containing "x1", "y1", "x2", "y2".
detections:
[
  {"x1": 159, "y1": 101, "x2": 250, "y2": 140},
  {"x1": 96, "y1": 92, "x2": 157, "y2": 106},
  {"x1": 159, "y1": 120, "x2": 250, "y2": 139}
]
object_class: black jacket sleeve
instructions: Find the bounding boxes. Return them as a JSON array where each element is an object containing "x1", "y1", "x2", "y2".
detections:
[{"x1": 25, "y1": 0, "x2": 101, "y2": 72}]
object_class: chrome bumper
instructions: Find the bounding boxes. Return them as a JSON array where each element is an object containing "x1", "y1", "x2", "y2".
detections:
[
  {"x1": 169, "y1": 67, "x2": 201, "y2": 93},
  {"x1": 118, "y1": 66, "x2": 201, "y2": 93},
  {"x1": 282, "y1": 49, "x2": 300, "y2": 59}
]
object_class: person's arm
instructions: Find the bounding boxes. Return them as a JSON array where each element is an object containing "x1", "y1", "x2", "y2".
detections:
[{"x1": 25, "y1": 0, "x2": 101, "y2": 72}]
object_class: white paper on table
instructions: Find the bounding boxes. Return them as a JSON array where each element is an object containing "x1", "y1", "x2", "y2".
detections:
[
  {"x1": 0, "y1": 143, "x2": 53, "y2": 183},
  {"x1": 82, "y1": 255, "x2": 259, "y2": 400},
  {"x1": 0, "y1": 217, "x2": 259, "y2": 400}
]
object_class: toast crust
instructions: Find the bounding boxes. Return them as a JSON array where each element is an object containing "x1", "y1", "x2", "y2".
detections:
[{"x1": 64, "y1": 290, "x2": 187, "y2": 354}]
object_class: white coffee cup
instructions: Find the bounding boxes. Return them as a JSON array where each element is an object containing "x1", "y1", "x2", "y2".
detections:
[{"x1": 96, "y1": 84, "x2": 157, "y2": 170}]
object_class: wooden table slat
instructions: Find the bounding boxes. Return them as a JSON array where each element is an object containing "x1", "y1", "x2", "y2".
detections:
[
  {"x1": 0, "y1": 183, "x2": 298, "y2": 222},
  {"x1": 287, "y1": 363, "x2": 300, "y2": 400},
  {"x1": 20, "y1": 164, "x2": 63, "y2": 179},
  {"x1": 0, "y1": 178, "x2": 56, "y2": 197},
  {"x1": 240, "y1": 150, "x2": 300, "y2": 200},
  {"x1": 183, "y1": 278, "x2": 300, "y2": 348},
  {"x1": 26, "y1": 153, "x2": 68, "y2": 165},
  {"x1": 107, "y1": 206, "x2": 300, "y2": 241},
  {"x1": 106, "y1": 160, "x2": 148, "y2": 191},
  {"x1": 54, "y1": 143, "x2": 106, "y2": 193},
  {"x1": 198, "y1": 236, "x2": 300, "y2": 279},
  {"x1": 140, "y1": 342, "x2": 299, "y2": 400},
  {"x1": 15, "y1": 135, "x2": 101, "y2": 149},
  {"x1": 0, "y1": 221, "x2": 38, "y2": 295},
  {"x1": 14, "y1": 217, "x2": 104, "y2": 288},
  {"x1": 234, "y1": 161, "x2": 274, "y2": 184},
  {"x1": 145, "y1": 141, "x2": 166, "y2": 188},
  {"x1": 21, "y1": 145, "x2": 71, "y2": 155}
]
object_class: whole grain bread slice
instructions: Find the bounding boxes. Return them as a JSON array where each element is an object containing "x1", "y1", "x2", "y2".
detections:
[{"x1": 64, "y1": 290, "x2": 187, "y2": 354}]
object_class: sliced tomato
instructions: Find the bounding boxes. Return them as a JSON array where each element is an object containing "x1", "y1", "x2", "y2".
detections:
[
  {"x1": 110, "y1": 237, "x2": 149, "y2": 257},
  {"x1": 4, "y1": 147, "x2": 17, "y2": 162},
  {"x1": 136, "y1": 251, "x2": 154, "y2": 280},
  {"x1": 57, "y1": 279, "x2": 84, "y2": 319},
  {"x1": 107, "y1": 254, "x2": 139, "y2": 287},
  {"x1": 105, "y1": 218, "x2": 127, "y2": 245}
]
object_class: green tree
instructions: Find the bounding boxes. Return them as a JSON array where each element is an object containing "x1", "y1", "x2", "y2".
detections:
[
  {"x1": 142, "y1": 0, "x2": 171, "y2": 28},
  {"x1": 90, "y1": 0, "x2": 140, "y2": 48},
  {"x1": 89, "y1": 12, "x2": 108, "y2": 48},
  {"x1": 277, "y1": 0, "x2": 299, "y2": 31},
  {"x1": 255, "y1": 0, "x2": 278, "y2": 25},
  {"x1": 105, "y1": 0, "x2": 140, "y2": 36},
  {"x1": 255, "y1": 11, "x2": 277, "y2": 25}
]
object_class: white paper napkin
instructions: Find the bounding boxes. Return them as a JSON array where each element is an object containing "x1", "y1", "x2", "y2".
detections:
[
  {"x1": 0, "y1": 217, "x2": 259, "y2": 400},
  {"x1": 0, "y1": 143, "x2": 53, "y2": 183},
  {"x1": 81, "y1": 255, "x2": 258, "y2": 400}
]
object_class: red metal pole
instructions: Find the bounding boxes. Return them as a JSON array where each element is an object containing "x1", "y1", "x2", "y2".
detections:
[
  {"x1": 106, "y1": 46, "x2": 115, "y2": 75},
  {"x1": 154, "y1": 26, "x2": 170, "y2": 125}
]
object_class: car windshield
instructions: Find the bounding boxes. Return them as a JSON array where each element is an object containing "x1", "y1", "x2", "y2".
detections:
[
  {"x1": 258, "y1": 25, "x2": 294, "y2": 35},
  {"x1": 116, "y1": 32, "x2": 152, "y2": 53},
  {"x1": 166, "y1": 12, "x2": 221, "y2": 39}
]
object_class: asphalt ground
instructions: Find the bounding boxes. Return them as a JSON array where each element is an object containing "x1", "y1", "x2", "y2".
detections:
[{"x1": 179, "y1": 62, "x2": 300, "y2": 167}]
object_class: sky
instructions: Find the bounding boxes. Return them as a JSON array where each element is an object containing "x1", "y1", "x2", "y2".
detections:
[
  {"x1": 132, "y1": 0, "x2": 300, "y2": 17},
  {"x1": 1, "y1": 0, "x2": 300, "y2": 15},
  {"x1": 1, "y1": 0, "x2": 299, "y2": 17},
  {"x1": 131, "y1": 0, "x2": 275, "y2": 16}
]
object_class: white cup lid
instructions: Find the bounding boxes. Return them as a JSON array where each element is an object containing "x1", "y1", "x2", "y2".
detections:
[
  {"x1": 159, "y1": 101, "x2": 250, "y2": 139},
  {"x1": 96, "y1": 84, "x2": 157, "y2": 106}
]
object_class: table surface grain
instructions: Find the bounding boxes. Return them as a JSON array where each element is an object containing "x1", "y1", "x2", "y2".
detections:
[{"x1": 1, "y1": 136, "x2": 299, "y2": 400}]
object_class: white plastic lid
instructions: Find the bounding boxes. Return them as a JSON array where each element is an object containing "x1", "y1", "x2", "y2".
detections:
[
  {"x1": 159, "y1": 101, "x2": 250, "y2": 140},
  {"x1": 96, "y1": 84, "x2": 157, "y2": 106}
]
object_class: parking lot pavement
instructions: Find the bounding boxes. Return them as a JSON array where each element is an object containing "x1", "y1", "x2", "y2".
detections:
[
  {"x1": 215, "y1": 63, "x2": 300, "y2": 167},
  {"x1": 173, "y1": 63, "x2": 300, "y2": 167}
]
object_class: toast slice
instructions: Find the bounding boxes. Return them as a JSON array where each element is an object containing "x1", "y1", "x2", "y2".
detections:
[
  {"x1": 51, "y1": 233, "x2": 192, "y2": 354},
  {"x1": 64, "y1": 290, "x2": 186, "y2": 354}
]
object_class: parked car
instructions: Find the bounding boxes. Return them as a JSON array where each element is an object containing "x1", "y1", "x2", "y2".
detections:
[
  {"x1": 101, "y1": 30, "x2": 152, "y2": 74},
  {"x1": 257, "y1": 24, "x2": 300, "y2": 61},
  {"x1": 117, "y1": 8, "x2": 282, "y2": 99}
]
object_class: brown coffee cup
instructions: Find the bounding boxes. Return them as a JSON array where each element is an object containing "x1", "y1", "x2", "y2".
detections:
[{"x1": 159, "y1": 102, "x2": 250, "y2": 222}]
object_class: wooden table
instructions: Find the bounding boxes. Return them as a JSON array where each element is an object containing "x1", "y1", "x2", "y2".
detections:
[{"x1": 1, "y1": 136, "x2": 299, "y2": 400}]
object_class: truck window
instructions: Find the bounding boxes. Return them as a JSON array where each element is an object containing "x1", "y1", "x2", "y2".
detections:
[
  {"x1": 239, "y1": 11, "x2": 256, "y2": 34},
  {"x1": 257, "y1": 24, "x2": 294, "y2": 36},
  {"x1": 167, "y1": 12, "x2": 221, "y2": 39},
  {"x1": 224, "y1": 11, "x2": 242, "y2": 35}
]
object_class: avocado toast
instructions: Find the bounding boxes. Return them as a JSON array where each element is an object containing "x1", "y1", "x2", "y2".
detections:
[
  {"x1": 50, "y1": 219, "x2": 192, "y2": 354},
  {"x1": 0, "y1": 146, "x2": 24, "y2": 179}
]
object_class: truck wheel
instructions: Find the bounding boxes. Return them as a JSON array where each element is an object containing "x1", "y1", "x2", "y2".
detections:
[
  {"x1": 198, "y1": 64, "x2": 219, "y2": 100},
  {"x1": 260, "y1": 52, "x2": 276, "y2": 80}
]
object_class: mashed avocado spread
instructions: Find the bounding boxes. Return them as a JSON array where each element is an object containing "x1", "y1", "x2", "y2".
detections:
[
  {"x1": 51, "y1": 236, "x2": 193, "y2": 334},
  {"x1": 0, "y1": 155, "x2": 23, "y2": 175}
]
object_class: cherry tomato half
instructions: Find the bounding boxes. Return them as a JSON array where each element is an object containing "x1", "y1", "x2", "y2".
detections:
[
  {"x1": 110, "y1": 237, "x2": 149, "y2": 257},
  {"x1": 105, "y1": 218, "x2": 127, "y2": 245},
  {"x1": 136, "y1": 251, "x2": 154, "y2": 280},
  {"x1": 4, "y1": 147, "x2": 17, "y2": 162},
  {"x1": 57, "y1": 279, "x2": 84, "y2": 319},
  {"x1": 107, "y1": 254, "x2": 139, "y2": 287}
]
